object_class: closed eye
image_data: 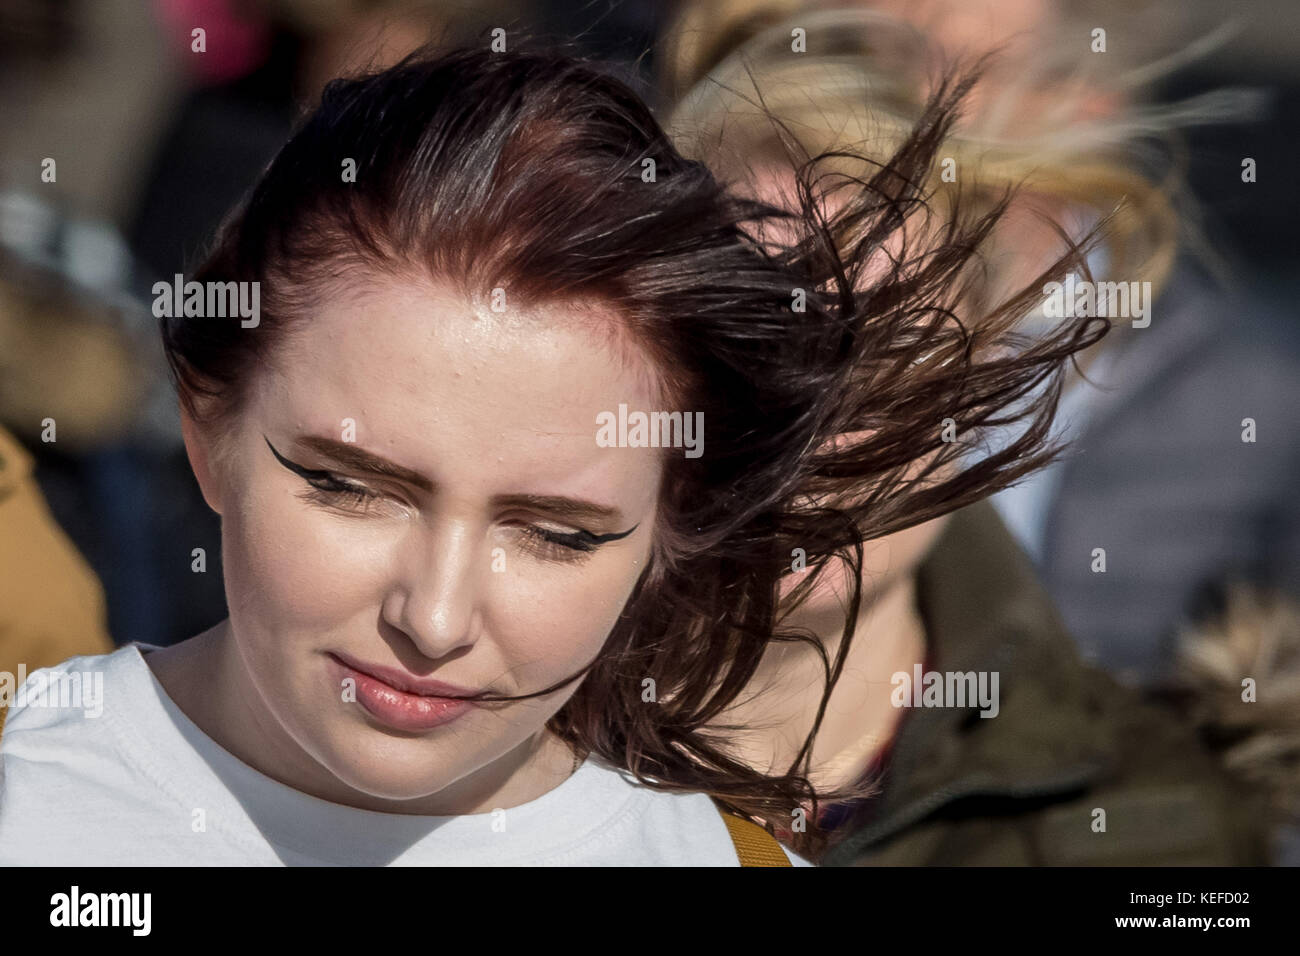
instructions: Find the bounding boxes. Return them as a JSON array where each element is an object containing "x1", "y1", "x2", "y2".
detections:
[
  {"x1": 512, "y1": 520, "x2": 639, "y2": 565},
  {"x1": 300, "y1": 472, "x2": 382, "y2": 510},
  {"x1": 266, "y1": 435, "x2": 392, "y2": 514},
  {"x1": 265, "y1": 434, "x2": 638, "y2": 560}
]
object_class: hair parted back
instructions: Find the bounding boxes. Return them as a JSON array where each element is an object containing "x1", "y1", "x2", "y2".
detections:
[{"x1": 161, "y1": 42, "x2": 1106, "y2": 856}]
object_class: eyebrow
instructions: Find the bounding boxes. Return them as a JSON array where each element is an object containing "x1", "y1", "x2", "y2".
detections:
[{"x1": 287, "y1": 434, "x2": 628, "y2": 526}]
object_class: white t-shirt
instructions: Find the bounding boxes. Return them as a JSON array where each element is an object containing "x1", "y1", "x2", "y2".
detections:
[{"x1": 0, "y1": 644, "x2": 811, "y2": 866}]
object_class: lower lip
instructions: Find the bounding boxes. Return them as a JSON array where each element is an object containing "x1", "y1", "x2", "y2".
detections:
[{"x1": 328, "y1": 655, "x2": 475, "y2": 732}]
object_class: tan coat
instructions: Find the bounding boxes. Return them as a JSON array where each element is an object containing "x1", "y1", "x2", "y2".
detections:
[{"x1": 0, "y1": 425, "x2": 115, "y2": 725}]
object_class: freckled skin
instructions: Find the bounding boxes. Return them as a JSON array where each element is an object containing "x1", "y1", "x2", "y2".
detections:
[{"x1": 154, "y1": 277, "x2": 665, "y2": 815}]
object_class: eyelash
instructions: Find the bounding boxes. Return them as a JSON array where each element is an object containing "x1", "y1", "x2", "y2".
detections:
[
  {"x1": 296, "y1": 474, "x2": 598, "y2": 563},
  {"x1": 298, "y1": 475, "x2": 378, "y2": 510},
  {"x1": 517, "y1": 525, "x2": 597, "y2": 564}
]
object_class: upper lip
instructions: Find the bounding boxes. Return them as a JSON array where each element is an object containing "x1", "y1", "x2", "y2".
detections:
[{"x1": 329, "y1": 652, "x2": 482, "y2": 699}]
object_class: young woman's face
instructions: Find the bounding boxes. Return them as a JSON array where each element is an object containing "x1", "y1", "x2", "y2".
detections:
[{"x1": 190, "y1": 276, "x2": 663, "y2": 803}]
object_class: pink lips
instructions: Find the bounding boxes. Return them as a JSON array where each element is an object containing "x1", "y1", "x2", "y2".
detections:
[{"x1": 328, "y1": 652, "x2": 478, "y2": 732}]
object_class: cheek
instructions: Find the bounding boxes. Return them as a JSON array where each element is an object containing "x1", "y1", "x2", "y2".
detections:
[
  {"x1": 222, "y1": 484, "x2": 390, "y2": 634},
  {"x1": 486, "y1": 546, "x2": 650, "y2": 677}
]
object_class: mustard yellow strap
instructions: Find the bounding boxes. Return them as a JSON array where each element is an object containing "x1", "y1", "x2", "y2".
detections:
[
  {"x1": 714, "y1": 800, "x2": 793, "y2": 866},
  {"x1": 0, "y1": 699, "x2": 7, "y2": 748}
]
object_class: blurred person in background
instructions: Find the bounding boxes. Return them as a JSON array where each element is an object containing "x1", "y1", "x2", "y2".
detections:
[
  {"x1": 0, "y1": 0, "x2": 180, "y2": 662},
  {"x1": 0, "y1": 415, "x2": 114, "y2": 733},
  {"x1": 663, "y1": 0, "x2": 1287, "y2": 864},
  {"x1": 0, "y1": 412, "x2": 115, "y2": 721},
  {"x1": 665, "y1": 0, "x2": 1300, "y2": 693},
  {"x1": 0, "y1": 247, "x2": 146, "y2": 719}
]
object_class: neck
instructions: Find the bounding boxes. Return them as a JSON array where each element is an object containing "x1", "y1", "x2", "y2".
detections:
[{"x1": 722, "y1": 568, "x2": 928, "y2": 792}]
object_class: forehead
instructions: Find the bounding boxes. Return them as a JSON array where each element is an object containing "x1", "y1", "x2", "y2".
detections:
[{"x1": 251, "y1": 276, "x2": 667, "y2": 495}]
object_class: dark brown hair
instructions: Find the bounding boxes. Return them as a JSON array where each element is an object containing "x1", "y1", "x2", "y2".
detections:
[{"x1": 161, "y1": 43, "x2": 1106, "y2": 858}]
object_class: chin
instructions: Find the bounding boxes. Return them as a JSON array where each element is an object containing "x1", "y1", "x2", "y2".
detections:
[
  {"x1": 314, "y1": 733, "x2": 466, "y2": 805},
  {"x1": 335, "y1": 764, "x2": 452, "y2": 805}
]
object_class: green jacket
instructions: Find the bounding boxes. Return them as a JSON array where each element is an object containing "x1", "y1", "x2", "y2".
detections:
[{"x1": 820, "y1": 501, "x2": 1268, "y2": 866}]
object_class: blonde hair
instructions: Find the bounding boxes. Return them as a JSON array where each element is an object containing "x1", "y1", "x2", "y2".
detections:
[{"x1": 661, "y1": 2, "x2": 1266, "y2": 301}]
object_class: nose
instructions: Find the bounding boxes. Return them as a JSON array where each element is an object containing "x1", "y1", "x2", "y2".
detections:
[{"x1": 382, "y1": 516, "x2": 485, "y2": 660}]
